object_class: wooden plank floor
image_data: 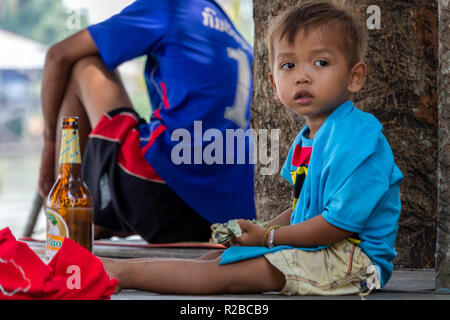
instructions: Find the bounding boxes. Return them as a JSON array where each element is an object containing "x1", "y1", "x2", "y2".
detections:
[
  {"x1": 22, "y1": 239, "x2": 450, "y2": 300},
  {"x1": 23, "y1": 238, "x2": 224, "y2": 260},
  {"x1": 111, "y1": 269, "x2": 450, "y2": 300}
]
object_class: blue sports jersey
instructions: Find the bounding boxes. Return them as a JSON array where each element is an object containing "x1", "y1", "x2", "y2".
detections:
[{"x1": 87, "y1": 0, "x2": 256, "y2": 223}]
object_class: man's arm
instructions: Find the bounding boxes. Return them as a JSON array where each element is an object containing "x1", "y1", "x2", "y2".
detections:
[
  {"x1": 39, "y1": 29, "x2": 99, "y2": 197},
  {"x1": 41, "y1": 29, "x2": 98, "y2": 141}
]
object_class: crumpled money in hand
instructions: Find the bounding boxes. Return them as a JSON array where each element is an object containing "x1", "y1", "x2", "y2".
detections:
[{"x1": 210, "y1": 219, "x2": 267, "y2": 244}]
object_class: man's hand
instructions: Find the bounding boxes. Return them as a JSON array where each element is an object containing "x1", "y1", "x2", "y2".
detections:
[
  {"x1": 39, "y1": 140, "x2": 56, "y2": 198},
  {"x1": 231, "y1": 219, "x2": 267, "y2": 247}
]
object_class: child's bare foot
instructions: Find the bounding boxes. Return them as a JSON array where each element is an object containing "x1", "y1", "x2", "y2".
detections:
[{"x1": 100, "y1": 257, "x2": 123, "y2": 294}]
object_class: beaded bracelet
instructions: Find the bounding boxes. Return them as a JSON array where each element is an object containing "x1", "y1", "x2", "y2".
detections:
[
  {"x1": 262, "y1": 225, "x2": 281, "y2": 247},
  {"x1": 267, "y1": 228, "x2": 275, "y2": 249}
]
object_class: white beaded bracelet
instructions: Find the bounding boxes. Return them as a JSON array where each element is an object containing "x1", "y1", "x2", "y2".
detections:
[{"x1": 267, "y1": 228, "x2": 276, "y2": 249}]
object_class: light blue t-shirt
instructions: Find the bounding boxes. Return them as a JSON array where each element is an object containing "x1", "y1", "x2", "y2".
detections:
[{"x1": 220, "y1": 101, "x2": 404, "y2": 288}]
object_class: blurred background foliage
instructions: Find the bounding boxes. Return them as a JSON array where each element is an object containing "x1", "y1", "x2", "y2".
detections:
[{"x1": 0, "y1": 0, "x2": 89, "y2": 45}]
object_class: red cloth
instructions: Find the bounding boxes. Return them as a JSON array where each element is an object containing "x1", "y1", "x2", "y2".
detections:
[{"x1": 0, "y1": 228, "x2": 118, "y2": 300}]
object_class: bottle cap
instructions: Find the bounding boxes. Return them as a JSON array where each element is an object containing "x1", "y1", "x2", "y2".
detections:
[{"x1": 61, "y1": 116, "x2": 79, "y2": 129}]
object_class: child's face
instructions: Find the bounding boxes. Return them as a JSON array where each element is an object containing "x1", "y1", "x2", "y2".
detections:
[{"x1": 270, "y1": 27, "x2": 365, "y2": 121}]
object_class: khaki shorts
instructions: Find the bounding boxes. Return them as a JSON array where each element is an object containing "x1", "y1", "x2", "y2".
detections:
[{"x1": 264, "y1": 239, "x2": 378, "y2": 296}]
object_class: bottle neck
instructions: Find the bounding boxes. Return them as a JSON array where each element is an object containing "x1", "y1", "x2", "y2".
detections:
[
  {"x1": 59, "y1": 128, "x2": 82, "y2": 178},
  {"x1": 59, "y1": 163, "x2": 82, "y2": 178}
]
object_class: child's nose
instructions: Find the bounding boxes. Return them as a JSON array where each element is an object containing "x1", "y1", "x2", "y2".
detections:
[{"x1": 295, "y1": 66, "x2": 311, "y2": 84}]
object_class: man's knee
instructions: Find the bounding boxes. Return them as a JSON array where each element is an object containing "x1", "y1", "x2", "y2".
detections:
[
  {"x1": 65, "y1": 55, "x2": 102, "y2": 98},
  {"x1": 67, "y1": 54, "x2": 129, "y2": 126},
  {"x1": 70, "y1": 55, "x2": 108, "y2": 83}
]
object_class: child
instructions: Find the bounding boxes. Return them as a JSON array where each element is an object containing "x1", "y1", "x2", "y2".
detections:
[{"x1": 101, "y1": 1, "x2": 403, "y2": 296}]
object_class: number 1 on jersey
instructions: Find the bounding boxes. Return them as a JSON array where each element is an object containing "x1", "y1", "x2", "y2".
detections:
[{"x1": 224, "y1": 47, "x2": 251, "y2": 129}]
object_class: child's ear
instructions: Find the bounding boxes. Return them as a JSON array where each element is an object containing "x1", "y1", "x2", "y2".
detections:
[
  {"x1": 347, "y1": 61, "x2": 367, "y2": 93},
  {"x1": 269, "y1": 73, "x2": 281, "y2": 101}
]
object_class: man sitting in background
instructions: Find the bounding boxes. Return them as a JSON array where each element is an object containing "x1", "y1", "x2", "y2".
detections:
[{"x1": 39, "y1": 0, "x2": 256, "y2": 243}]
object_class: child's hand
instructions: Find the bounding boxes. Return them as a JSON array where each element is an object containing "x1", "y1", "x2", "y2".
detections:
[{"x1": 231, "y1": 219, "x2": 266, "y2": 247}]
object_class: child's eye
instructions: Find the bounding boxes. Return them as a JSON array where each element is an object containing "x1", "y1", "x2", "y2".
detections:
[
  {"x1": 280, "y1": 62, "x2": 295, "y2": 70},
  {"x1": 314, "y1": 59, "x2": 329, "y2": 67}
]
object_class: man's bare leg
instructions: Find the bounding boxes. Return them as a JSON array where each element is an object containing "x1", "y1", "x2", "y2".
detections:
[
  {"x1": 54, "y1": 54, "x2": 132, "y2": 158},
  {"x1": 44, "y1": 54, "x2": 134, "y2": 238},
  {"x1": 101, "y1": 255, "x2": 286, "y2": 295}
]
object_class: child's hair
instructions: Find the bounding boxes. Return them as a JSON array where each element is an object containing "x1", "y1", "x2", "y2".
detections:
[{"x1": 266, "y1": 1, "x2": 367, "y2": 71}]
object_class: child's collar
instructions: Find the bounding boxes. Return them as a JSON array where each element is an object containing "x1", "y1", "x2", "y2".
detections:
[{"x1": 303, "y1": 100, "x2": 354, "y2": 139}]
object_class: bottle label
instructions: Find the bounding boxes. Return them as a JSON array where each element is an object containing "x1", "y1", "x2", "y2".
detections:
[
  {"x1": 45, "y1": 208, "x2": 69, "y2": 262},
  {"x1": 59, "y1": 129, "x2": 81, "y2": 164}
]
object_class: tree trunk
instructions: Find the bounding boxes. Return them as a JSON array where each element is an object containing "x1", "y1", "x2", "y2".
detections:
[
  {"x1": 252, "y1": 0, "x2": 302, "y2": 222},
  {"x1": 251, "y1": 0, "x2": 438, "y2": 269},
  {"x1": 436, "y1": 0, "x2": 450, "y2": 290}
]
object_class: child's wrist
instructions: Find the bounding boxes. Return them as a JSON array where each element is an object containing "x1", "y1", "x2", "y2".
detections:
[{"x1": 262, "y1": 225, "x2": 281, "y2": 248}]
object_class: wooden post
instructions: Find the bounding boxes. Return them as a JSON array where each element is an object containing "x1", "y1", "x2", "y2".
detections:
[
  {"x1": 251, "y1": 0, "x2": 301, "y2": 224},
  {"x1": 436, "y1": 0, "x2": 450, "y2": 291},
  {"x1": 23, "y1": 192, "x2": 43, "y2": 238}
]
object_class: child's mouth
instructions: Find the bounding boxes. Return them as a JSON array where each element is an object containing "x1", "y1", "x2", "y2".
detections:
[{"x1": 294, "y1": 89, "x2": 314, "y2": 105}]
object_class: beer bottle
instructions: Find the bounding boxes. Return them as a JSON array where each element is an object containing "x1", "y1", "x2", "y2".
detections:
[{"x1": 45, "y1": 116, "x2": 94, "y2": 262}]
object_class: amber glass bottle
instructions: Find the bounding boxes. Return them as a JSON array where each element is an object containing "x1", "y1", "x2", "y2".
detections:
[{"x1": 45, "y1": 117, "x2": 93, "y2": 262}]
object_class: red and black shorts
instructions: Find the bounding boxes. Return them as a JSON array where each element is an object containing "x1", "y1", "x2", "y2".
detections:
[{"x1": 81, "y1": 107, "x2": 211, "y2": 243}]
